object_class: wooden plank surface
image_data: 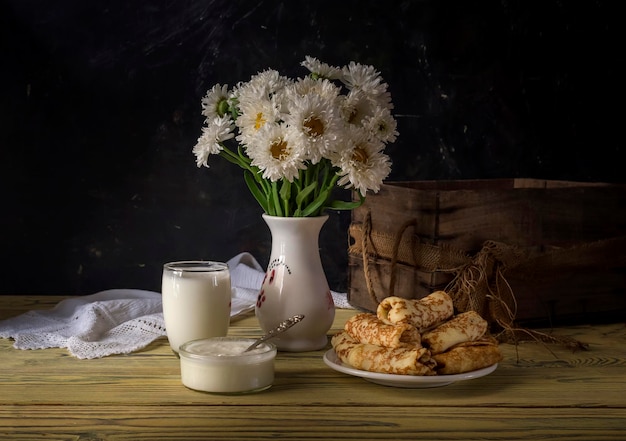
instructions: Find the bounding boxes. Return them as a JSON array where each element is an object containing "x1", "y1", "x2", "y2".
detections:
[
  {"x1": 1, "y1": 296, "x2": 625, "y2": 440},
  {"x1": 3, "y1": 406, "x2": 626, "y2": 441}
]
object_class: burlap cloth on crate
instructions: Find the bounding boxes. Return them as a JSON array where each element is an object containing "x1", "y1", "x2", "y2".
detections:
[{"x1": 349, "y1": 210, "x2": 626, "y2": 350}]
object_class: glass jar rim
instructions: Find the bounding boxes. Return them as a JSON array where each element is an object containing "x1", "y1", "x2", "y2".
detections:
[{"x1": 163, "y1": 261, "x2": 228, "y2": 272}]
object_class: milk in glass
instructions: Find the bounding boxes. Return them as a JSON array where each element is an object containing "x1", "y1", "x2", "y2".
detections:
[{"x1": 162, "y1": 261, "x2": 231, "y2": 354}]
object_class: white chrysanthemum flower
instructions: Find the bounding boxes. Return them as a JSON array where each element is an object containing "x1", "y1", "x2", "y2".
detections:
[
  {"x1": 301, "y1": 56, "x2": 343, "y2": 80},
  {"x1": 233, "y1": 81, "x2": 261, "y2": 104},
  {"x1": 334, "y1": 134, "x2": 391, "y2": 196},
  {"x1": 373, "y1": 90, "x2": 394, "y2": 110},
  {"x1": 193, "y1": 115, "x2": 235, "y2": 167},
  {"x1": 341, "y1": 61, "x2": 388, "y2": 97},
  {"x1": 283, "y1": 89, "x2": 345, "y2": 163},
  {"x1": 339, "y1": 89, "x2": 378, "y2": 127},
  {"x1": 362, "y1": 106, "x2": 399, "y2": 144},
  {"x1": 292, "y1": 76, "x2": 342, "y2": 102},
  {"x1": 235, "y1": 95, "x2": 281, "y2": 146},
  {"x1": 252, "y1": 69, "x2": 291, "y2": 94},
  {"x1": 245, "y1": 123, "x2": 306, "y2": 182},
  {"x1": 235, "y1": 69, "x2": 291, "y2": 101},
  {"x1": 201, "y1": 84, "x2": 230, "y2": 119}
]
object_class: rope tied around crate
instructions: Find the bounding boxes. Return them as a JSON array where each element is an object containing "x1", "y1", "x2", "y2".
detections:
[
  {"x1": 388, "y1": 217, "x2": 417, "y2": 298},
  {"x1": 358, "y1": 210, "x2": 467, "y2": 306},
  {"x1": 355, "y1": 209, "x2": 509, "y2": 318},
  {"x1": 454, "y1": 240, "x2": 600, "y2": 350},
  {"x1": 351, "y1": 209, "x2": 593, "y2": 350},
  {"x1": 354, "y1": 209, "x2": 469, "y2": 306},
  {"x1": 359, "y1": 209, "x2": 377, "y2": 305}
]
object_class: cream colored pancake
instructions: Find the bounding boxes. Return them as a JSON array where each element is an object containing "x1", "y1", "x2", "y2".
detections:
[
  {"x1": 432, "y1": 339, "x2": 503, "y2": 374},
  {"x1": 345, "y1": 312, "x2": 421, "y2": 348},
  {"x1": 422, "y1": 310, "x2": 488, "y2": 354},
  {"x1": 331, "y1": 331, "x2": 435, "y2": 376},
  {"x1": 376, "y1": 291, "x2": 454, "y2": 332}
]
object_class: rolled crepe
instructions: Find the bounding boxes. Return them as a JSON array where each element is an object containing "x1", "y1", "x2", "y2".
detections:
[
  {"x1": 377, "y1": 291, "x2": 454, "y2": 332},
  {"x1": 345, "y1": 312, "x2": 421, "y2": 348},
  {"x1": 422, "y1": 310, "x2": 488, "y2": 354},
  {"x1": 331, "y1": 331, "x2": 436, "y2": 376},
  {"x1": 432, "y1": 339, "x2": 503, "y2": 374}
]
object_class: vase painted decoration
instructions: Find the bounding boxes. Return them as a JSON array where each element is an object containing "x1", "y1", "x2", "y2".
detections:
[{"x1": 255, "y1": 214, "x2": 335, "y2": 352}]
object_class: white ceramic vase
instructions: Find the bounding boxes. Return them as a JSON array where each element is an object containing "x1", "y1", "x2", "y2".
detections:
[{"x1": 255, "y1": 214, "x2": 335, "y2": 351}]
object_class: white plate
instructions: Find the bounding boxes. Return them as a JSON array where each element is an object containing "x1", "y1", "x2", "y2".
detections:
[{"x1": 323, "y1": 349, "x2": 498, "y2": 388}]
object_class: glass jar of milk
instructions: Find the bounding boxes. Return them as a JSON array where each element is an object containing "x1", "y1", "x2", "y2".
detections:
[{"x1": 162, "y1": 261, "x2": 231, "y2": 354}]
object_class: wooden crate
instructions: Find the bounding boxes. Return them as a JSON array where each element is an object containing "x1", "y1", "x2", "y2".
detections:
[{"x1": 347, "y1": 179, "x2": 626, "y2": 325}]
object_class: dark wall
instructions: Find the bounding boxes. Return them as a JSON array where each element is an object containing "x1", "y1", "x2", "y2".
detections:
[{"x1": 1, "y1": 0, "x2": 623, "y2": 295}]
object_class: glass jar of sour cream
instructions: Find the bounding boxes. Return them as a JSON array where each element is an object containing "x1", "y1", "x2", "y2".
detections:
[{"x1": 179, "y1": 337, "x2": 277, "y2": 394}]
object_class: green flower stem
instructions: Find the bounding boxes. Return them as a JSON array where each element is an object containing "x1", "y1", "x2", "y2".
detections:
[
  {"x1": 219, "y1": 145, "x2": 273, "y2": 212},
  {"x1": 217, "y1": 143, "x2": 360, "y2": 217}
]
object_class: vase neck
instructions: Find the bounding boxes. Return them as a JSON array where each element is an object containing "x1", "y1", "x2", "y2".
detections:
[{"x1": 262, "y1": 215, "x2": 328, "y2": 251}]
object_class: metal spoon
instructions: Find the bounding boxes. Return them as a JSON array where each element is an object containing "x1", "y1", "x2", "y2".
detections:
[{"x1": 244, "y1": 314, "x2": 305, "y2": 352}]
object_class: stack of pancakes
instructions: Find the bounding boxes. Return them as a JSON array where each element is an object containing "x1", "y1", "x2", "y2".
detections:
[{"x1": 331, "y1": 291, "x2": 502, "y2": 375}]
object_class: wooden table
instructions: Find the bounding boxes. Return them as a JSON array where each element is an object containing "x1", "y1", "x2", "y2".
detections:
[{"x1": 1, "y1": 296, "x2": 625, "y2": 440}]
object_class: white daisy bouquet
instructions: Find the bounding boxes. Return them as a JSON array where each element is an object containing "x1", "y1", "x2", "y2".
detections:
[{"x1": 193, "y1": 56, "x2": 398, "y2": 217}]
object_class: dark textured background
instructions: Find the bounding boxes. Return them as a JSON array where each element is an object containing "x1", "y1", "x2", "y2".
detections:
[{"x1": 1, "y1": 0, "x2": 623, "y2": 295}]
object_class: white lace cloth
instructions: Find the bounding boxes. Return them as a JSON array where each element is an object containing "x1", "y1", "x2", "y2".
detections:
[{"x1": 0, "y1": 252, "x2": 352, "y2": 359}]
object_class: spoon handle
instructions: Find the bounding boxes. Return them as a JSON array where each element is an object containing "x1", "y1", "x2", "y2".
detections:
[{"x1": 244, "y1": 314, "x2": 305, "y2": 352}]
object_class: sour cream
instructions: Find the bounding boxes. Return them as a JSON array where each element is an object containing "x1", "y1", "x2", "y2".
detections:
[{"x1": 179, "y1": 337, "x2": 277, "y2": 394}]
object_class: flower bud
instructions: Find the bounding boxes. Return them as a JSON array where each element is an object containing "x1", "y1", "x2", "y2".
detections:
[{"x1": 217, "y1": 99, "x2": 229, "y2": 117}]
